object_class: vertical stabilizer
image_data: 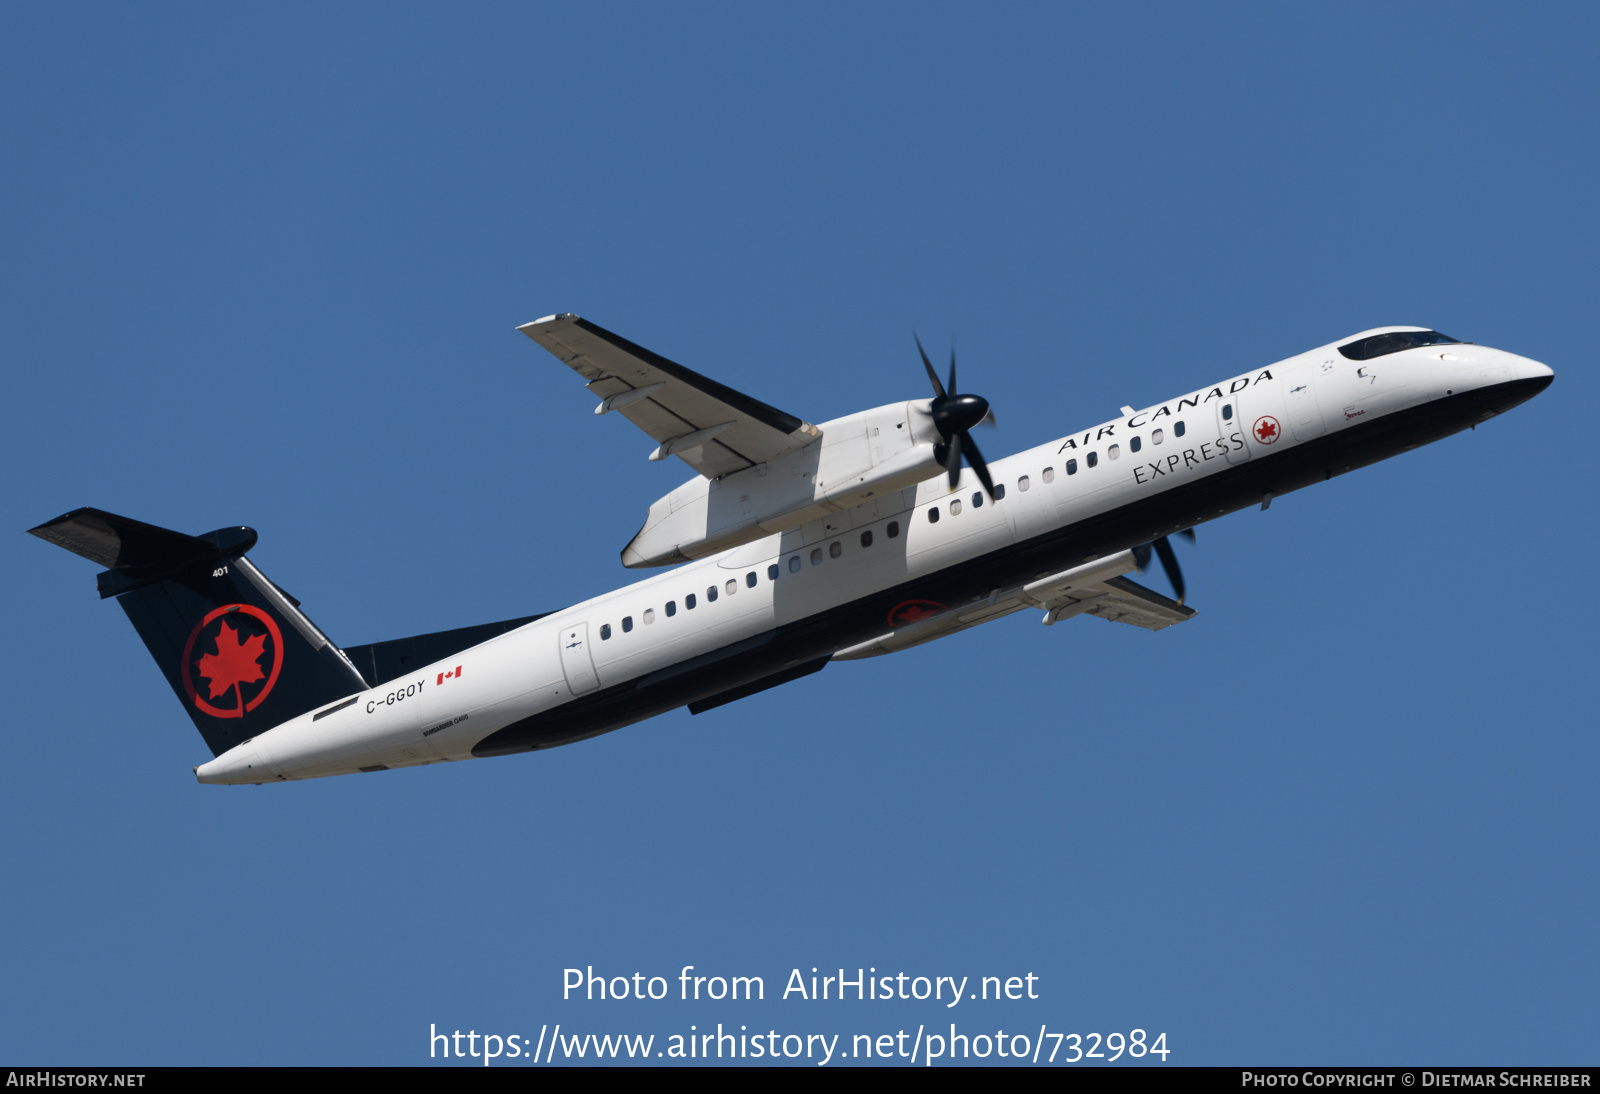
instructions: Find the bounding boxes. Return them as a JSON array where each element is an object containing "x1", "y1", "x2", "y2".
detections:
[{"x1": 29, "y1": 508, "x2": 367, "y2": 756}]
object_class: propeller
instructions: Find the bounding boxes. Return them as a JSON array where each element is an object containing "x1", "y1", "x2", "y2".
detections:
[
  {"x1": 914, "y1": 332, "x2": 996, "y2": 498},
  {"x1": 1132, "y1": 528, "x2": 1197, "y2": 605}
]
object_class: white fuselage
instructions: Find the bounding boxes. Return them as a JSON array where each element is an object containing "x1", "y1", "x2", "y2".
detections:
[{"x1": 196, "y1": 332, "x2": 1551, "y2": 784}]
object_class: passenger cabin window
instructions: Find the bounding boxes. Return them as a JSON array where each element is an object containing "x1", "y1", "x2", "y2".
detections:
[
  {"x1": 1108, "y1": 443, "x2": 1120, "y2": 460},
  {"x1": 972, "y1": 492, "x2": 983, "y2": 508},
  {"x1": 1338, "y1": 329, "x2": 1459, "y2": 360},
  {"x1": 811, "y1": 547, "x2": 823, "y2": 565},
  {"x1": 1066, "y1": 458, "x2": 1078, "y2": 475},
  {"x1": 666, "y1": 600, "x2": 677, "y2": 617},
  {"x1": 887, "y1": 520, "x2": 900, "y2": 538},
  {"x1": 950, "y1": 499, "x2": 963, "y2": 515},
  {"x1": 1130, "y1": 436, "x2": 1142, "y2": 453},
  {"x1": 725, "y1": 579, "x2": 737, "y2": 595},
  {"x1": 1174, "y1": 421, "x2": 1186, "y2": 438},
  {"x1": 706, "y1": 585, "x2": 718, "y2": 602},
  {"x1": 1042, "y1": 466, "x2": 1055, "y2": 483},
  {"x1": 643, "y1": 608, "x2": 655, "y2": 625},
  {"x1": 928, "y1": 508, "x2": 940, "y2": 524},
  {"x1": 686, "y1": 593, "x2": 697, "y2": 609},
  {"x1": 1087, "y1": 451, "x2": 1099, "y2": 468},
  {"x1": 993, "y1": 483, "x2": 1005, "y2": 500},
  {"x1": 789, "y1": 556, "x2": 801, "y2": 572},
  {"x1": 860, "y1": 530, "x2": 873, "y2": 548},
  {"x1": 600, "y1": 624, "x2": 612, "y2": 640},
  {"x1": 622, "y1": 616, "x2": 633, "y2": 633},
  {"x1": 768, "y1": 564, "x2": 780, "y2": 580},
  {"x1": 1222, "y1": 404, "x2": 1233, "y2": 421},
  {"x1": 1018, "y1": 475, "x2": 1030, "y2": 492},
  {"x1": 747, "y1": 571, "x2": 758, "y2": 587},
  {"x1": 1152, "y1": 428, "x2": 1164, "y2": 444},
  {"x1": 829, "y1": 541, "x2": 842, "y2": 559}
]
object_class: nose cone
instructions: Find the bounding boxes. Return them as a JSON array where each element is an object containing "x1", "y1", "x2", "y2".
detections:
[
  {"x1": 1518, "y1": 356, "x2": 1555, "y2": 388},
  {"x1": 1474, "y1": 352, "x2": 1553, "y2": 420}
]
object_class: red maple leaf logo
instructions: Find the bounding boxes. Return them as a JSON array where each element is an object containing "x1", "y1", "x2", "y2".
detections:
[
  {"x1": 888, "y1": 599, "x2": 947, "y2": 627},
  {"x1": 1254, "y1": 417, "x2": 1280, "y2": 443},
  {"x1": 195, "y1": 619, "x2": 269, "y2": 707}
]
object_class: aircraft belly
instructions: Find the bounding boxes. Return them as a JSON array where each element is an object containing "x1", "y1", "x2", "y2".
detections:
[{"x1": 469, "y1": 378, "x2": 1548, "y2": 762}]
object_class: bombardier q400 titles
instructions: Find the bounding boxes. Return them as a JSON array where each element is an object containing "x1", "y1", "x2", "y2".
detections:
[{"x1": 31, "y1": 317, "x2": 1552, "y2": 784}]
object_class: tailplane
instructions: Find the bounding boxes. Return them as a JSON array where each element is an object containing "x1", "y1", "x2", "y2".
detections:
[{"x1": 29, "y1": 508, "x2": 368, "y2": 757}]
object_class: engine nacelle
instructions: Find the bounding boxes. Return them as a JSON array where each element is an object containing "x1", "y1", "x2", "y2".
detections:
[{"x1": 622, "y1": 400, "x2": 942, "y2": 567}]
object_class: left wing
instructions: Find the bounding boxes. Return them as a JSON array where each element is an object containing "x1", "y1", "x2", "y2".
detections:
[
  {"x1": 518, "y1": 314, "x2": 821, "y2": 479},
  {"x1": 832, "y1": 554, "x2": 1196, "y2": 660},
  {"x1": 1036, "y1": 575, "x2": 1196, "y2": 630}
]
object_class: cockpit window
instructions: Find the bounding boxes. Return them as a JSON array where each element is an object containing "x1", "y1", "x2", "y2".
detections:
[{"x1": 1338, "y1": 330, "x2": 1460, "y2": 360}]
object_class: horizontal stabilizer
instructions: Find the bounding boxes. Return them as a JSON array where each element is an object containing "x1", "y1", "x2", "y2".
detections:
[{"x1": 29, "y1": 507, "x2": 256, "y2": 587}]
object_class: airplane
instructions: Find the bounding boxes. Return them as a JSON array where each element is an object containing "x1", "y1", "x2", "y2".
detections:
[{"x1": 29, "y1": 317, "x2": 1553, "y2": 785}]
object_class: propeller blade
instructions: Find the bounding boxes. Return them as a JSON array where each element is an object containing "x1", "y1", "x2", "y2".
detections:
[
  {"x1": 1133, "y1": 543, "x2": 1153, "y2": 570},
  {"x1": 962, "y1": 431, "x2": 996, "y2": 500},
  {"x1": 945, "y1": 430, "x2": 964, "y2": 490},
  {"x1": 1151, "y1": 535, "x2": 1186, "y2": 605},
  {"x1": 914, "y1": 332, "x2": 947, "y2": 401},
  {"x1": 947, "y1": 340, "x2": 957, "y2": 400},
  {"x1": 1178, "y1": 528, "x2": 1195, "y2": 544}
]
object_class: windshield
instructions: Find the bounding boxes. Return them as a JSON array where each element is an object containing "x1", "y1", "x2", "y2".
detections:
[{"x1": 1338, "y1": 330, "x2": 1461, "y2": 361}]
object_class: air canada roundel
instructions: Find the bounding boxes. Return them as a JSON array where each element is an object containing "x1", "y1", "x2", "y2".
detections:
[
  {"x1": 1252, "y1": 415, "x2": 1282, "y2": 445},
  {"x1": 887, "y1": 599, "x2": 947, "y2": 628},
  {"x1": 181, "y1": 604, "x2": 284, "y2": 719}
]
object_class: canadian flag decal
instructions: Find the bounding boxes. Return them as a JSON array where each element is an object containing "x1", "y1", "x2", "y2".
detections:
[{"x1": 437, "y1": 665, "x2": 463, "y2": 686}]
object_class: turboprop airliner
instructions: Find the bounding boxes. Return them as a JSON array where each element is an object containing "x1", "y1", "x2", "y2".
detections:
[{"x1": 30, "y1": 317, "x2": 1552, "y2": 784}]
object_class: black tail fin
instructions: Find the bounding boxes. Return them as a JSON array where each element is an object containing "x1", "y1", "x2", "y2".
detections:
[{"x1": 29, "y1": 508, "x2": 368, "y2": 757}]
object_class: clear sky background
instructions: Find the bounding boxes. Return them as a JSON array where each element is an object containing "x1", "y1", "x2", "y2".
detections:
[{"x1": 3, "y1": 2, "x2": 1596, "y2": 1067}]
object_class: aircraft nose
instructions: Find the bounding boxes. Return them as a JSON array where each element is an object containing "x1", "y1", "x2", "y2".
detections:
[
  {"x1": 1519, "y1": 357, "x2": 1554, "y2": 385},
  {"x1": 1508, "y1": 355, "x2": 1554, "y2": 397}
]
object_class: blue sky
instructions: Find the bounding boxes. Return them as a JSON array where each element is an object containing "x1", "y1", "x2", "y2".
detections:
[{"x1": 3, "y1": 2, "x2": 1596, "y2": 1066}]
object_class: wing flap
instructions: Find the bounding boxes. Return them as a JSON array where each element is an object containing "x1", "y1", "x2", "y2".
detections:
[
  {"x1": 519, "y1": 314, "x2": 820, "y2": 478},
  {"x1": 1040, "y1": 574, "x2": 1196, "y2": 631}
]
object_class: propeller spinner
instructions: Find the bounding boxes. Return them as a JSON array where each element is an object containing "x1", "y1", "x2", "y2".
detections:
[{"x1": 915, "y1": 333, "x2": 997, "y2": 499}]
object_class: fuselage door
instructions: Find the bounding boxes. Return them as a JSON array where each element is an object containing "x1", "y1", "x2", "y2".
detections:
[
  {"x1": 1283, "y1": 362, "x2": 1327, "y2": 441},
  {"x1": 558, "y1": 623, "x2": 600, "y2": 695},
  {"x1": 1216, "y1": 393, "x2": 1251, "y2": 463}
]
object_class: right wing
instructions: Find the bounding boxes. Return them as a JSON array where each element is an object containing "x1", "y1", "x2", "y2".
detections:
[{"x1": 518, "y1": 314, "x2": 820, "y2": 479}]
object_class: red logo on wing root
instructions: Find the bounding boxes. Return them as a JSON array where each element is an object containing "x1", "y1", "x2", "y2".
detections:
[{"x1": 887, "y1": 599, "x2": 947, "y2": 628}]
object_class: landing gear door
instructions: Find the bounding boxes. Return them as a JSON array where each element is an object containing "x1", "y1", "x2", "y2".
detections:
[{"x1": 558, "y1": 623, "x2": 600, "y2": 695}]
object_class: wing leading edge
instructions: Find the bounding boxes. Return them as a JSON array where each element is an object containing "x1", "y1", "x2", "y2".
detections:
[{"x1": 518, "y1": 314, "x2": 821, "y2": 479}]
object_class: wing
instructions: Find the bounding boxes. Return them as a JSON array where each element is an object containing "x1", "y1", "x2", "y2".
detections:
[
  {"x1": 518, "y1": 314, "x2": 821, "y2": 479},
  {"x1": 832, "y1": 559, "x2": 1196, "y2": 661},
  {"x1": 1037, "y1": 574, "x2": 1196, "y2": 630}
]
